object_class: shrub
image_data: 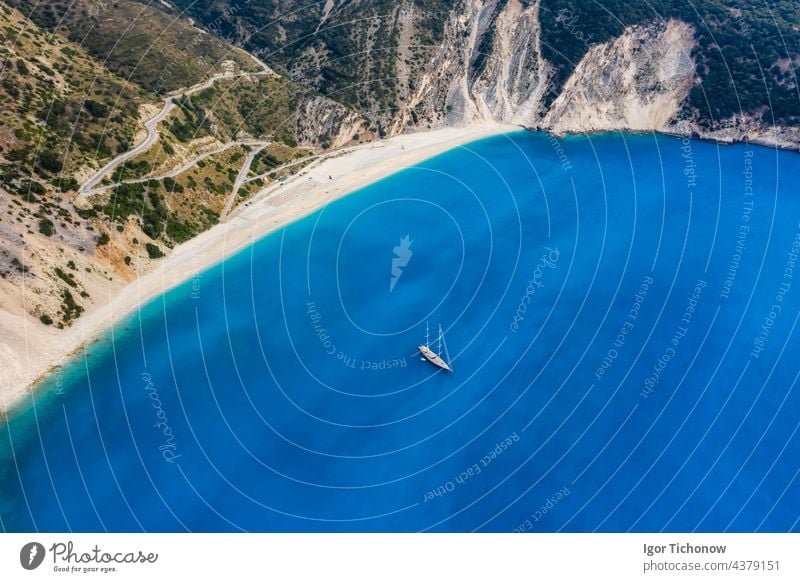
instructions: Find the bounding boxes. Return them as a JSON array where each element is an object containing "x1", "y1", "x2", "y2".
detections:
[
  {"x1": 38, "y1": 218, "x2": 55, "y2": 236},
  {"x1": 145, "y1": 242, "x2": 164, "y2": 259},
  {"x1": 75, "y1": 207, "x2": 98, "y2": 219},
  {"x1": 39, "y1": 150, "x2": 63, "y2": 173},
  {"x1": 84, "y1": 99, "x2": 109, "y2": 118},
  {"x1": 166, "y1": 220, "x2": 196, "y2": 243},
  {"x1": 54, "y1": 267, "x2": 77, "y2": 287},
  {"x1": 61, "y1": 290, "x2": 84, "y2": 323}
]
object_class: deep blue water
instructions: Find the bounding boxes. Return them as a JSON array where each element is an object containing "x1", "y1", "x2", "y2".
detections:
[{"x1": 2, "y1": 131, "x2": 800, "y2": 532}]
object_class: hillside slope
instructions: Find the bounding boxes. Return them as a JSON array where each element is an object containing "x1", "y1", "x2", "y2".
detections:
[
  {"x1": 0, "y1": 0, "x2": 368, "y2": 344},
  {"x1": 169, "y1": 0, "x2": 800, "y2": 146}
]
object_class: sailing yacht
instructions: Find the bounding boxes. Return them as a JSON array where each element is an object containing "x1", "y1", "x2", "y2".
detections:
[{"x1": 418, "y1": 323, "x2": 452, "y2": 372}]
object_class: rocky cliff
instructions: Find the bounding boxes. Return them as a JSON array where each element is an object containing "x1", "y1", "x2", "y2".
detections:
[
  {"x1": 398, "y1": 0, "x2": 551, "y2": 128},
  {"x1": 170, "y1": 0, "x2": 799, "y2": 149},
  {"x1": 542, "y1": 20, "x2": 695, "y2": 134},
  {"x1": 411, "y1": 8, "x2": 795, "y2": 149}
]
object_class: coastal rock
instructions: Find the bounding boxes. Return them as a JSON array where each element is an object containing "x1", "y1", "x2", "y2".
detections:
[
  {"x1": 542, "y1": 20, "x2": 696, "y2": 134},
  {"x1": 671, "y1": 115, "x2": 800, "y2": 151}
]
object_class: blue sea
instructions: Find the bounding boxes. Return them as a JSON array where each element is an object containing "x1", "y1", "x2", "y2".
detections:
[{"x1": 2, "y1": 131, "x2": 800, "y2": 532}]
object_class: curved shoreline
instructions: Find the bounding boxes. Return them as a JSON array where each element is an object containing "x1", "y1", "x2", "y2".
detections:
[{"x1": 0, "y1": 123, "x2": 518, "y2": 418}]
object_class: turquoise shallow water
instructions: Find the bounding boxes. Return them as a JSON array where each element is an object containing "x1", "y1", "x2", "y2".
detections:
[{"x1": 2, "y1": 131, "x2": 800, "y2": 532}]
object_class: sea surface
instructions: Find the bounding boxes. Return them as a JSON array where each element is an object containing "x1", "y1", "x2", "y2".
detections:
[{"x1": 2, "y1": 131, "x2": 800, "y2": 532}]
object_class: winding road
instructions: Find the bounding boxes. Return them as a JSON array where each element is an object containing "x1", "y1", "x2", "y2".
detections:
[
  {"x1": 84, "y1": 139, "x2": 272, "y2": 197},
  {"x1": 78, "y1": 66, "x2": 272, "y2": 200}
]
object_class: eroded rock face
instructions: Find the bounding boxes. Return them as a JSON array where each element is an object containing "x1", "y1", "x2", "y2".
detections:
[
  {"x1": 469, "y1": 0, "x2": 551, "y2": 125},
  {"x1": 208, "y1": 1, "x2": 791, "y2": 149},
  {"x1": 295, "y1": 96, "x2": 368, "y2": 149},
  {"x1": 387, "y1": 7, "x2": 703, "y2": 141},
  {"x1": 160, "y1": 0, "x2": 799, "y2": 148},
  {"x1": 542, "y1": 20, "x2": 696, "y2": 134},
  {"x1": 392, "y1": 0, "x2": 551, "y2": 130}
]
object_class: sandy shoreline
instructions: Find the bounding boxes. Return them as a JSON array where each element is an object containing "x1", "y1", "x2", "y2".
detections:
[{"x1": 0, "y1": 123, "x2": 518, "y2": 415}]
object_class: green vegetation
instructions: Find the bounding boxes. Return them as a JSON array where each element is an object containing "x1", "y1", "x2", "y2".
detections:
[
  {"x1": 7, "y1": 0, "x2": 251, "y2": 94},
  {"x1": 169, "y1": 0, "x2": 447, "y2": 129},
  {"x1": 38, "y1": 217, "x2": 54, "y2": 236},
  {"x1": 96, "y1": 182, "x2": 165, "y2": 240},
  {"x1": 165, "y1": 220, "x2": 197, "y2": 243},
  {"x1": 190, "y1": 76, "x2": 304, "y2": 145},
  {"x1": 10, "y1": 257, "x2": 28, "y2": 274},
  {"x1": 0, "y1": 5, "x2": 143, "y2": 185},
  {"x1": 169, "y1": 95, "x2": 212, "y2": 142},
  {"x1": 162, "y1": 177, "x2": 184, "y2": 193},
  {"x1": 39, "y1": 314, "x2": 53, "y2": 325},
  {"x1": 110, "y1": 160, "x2": 153, "y2": 183},
  {"x1": 54, "y1": 267, "x2": 77, "y2": 288},
  {"x1": 145, "y1": 242, "x2": 165, "y2": 259},
  {"x1": 249, "y1": 143, "x2": 312, "y2": 180},
  {"x1": 60, "y1": 290, "x2": 84, "y2": 324}
]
